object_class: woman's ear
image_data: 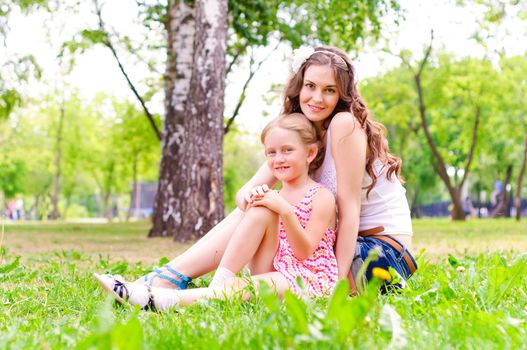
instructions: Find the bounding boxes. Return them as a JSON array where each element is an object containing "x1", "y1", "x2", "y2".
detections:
[{"x1": 307, "y1": 144, "x2": 318, "y2": 164}]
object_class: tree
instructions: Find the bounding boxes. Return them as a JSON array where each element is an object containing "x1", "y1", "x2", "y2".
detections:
[
  {"x1": 393, "y1": 34, "x2": 501, "y2": 220},
  {"x1": 148, "y1": 0, "x2": 228, "y2": 241}
]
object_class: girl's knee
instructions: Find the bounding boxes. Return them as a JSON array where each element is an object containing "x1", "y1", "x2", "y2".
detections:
[{"x1": 245, "y1": 206, "x2": 277, "y2": 222}]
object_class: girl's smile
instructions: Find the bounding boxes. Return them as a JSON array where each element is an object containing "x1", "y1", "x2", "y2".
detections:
[{"x1": 263, "y1": 127, "x2": 316, "y2": 184}]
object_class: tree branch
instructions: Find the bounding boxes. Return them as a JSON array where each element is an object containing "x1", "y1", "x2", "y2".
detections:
[
  {"x1": 413, "y1": 31, "x2": 453, "y2": 192},
  {"x1": 417, "y1": 30, "x2": 434, "y2": 77},
  {"x1": 93, "y1": 0, "x2": 162, "y2": 141},
  {"x1": 224, "y1": 44, "x2": 279, "y2": 134},
  {"x1": 381, "y1": 48, "x2": 414, "y2": 72},
  {"x1": 227, "y1": 50, "x2": 242, "y2": 75},
  {"x1": 107, "y1": 25, "x2": 163, "y2": 76}
]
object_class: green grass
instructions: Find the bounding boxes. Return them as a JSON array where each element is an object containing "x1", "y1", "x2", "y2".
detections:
[{"x1": 1, "y1": 219, "x2": 526, "y2": 349}]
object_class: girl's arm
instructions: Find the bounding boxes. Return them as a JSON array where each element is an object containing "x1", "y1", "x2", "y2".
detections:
[
  {"x1": 280, "y1": 188, "x2": 336, "y2": 260},
  {"x1": 235, "y1": 162, "x2": 277, "y2": 211},
  {"x1": 329, "y1": 113, "x2": 367, "y2": 281},
  {"x1": 251, "y1": 188, "x2": 336, "y2": 260}
]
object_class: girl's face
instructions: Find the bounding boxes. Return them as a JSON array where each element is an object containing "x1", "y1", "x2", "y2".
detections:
[
  {"x1": 299, "y1": 65, "x2": 340, "y2": 126},
  {"x1": 264, "y1": 127, "x2": 316, "y2": 183}
]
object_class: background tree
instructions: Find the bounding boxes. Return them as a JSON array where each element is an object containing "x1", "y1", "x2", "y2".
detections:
[
  {"x1": 395, "y1": 36, "x2": 500, "y2": 220},
  {"x1": 498, "y1": 54, "x2": 527, "y2": 220}
]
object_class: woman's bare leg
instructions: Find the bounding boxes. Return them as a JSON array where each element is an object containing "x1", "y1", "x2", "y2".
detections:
[{"x1": 136, "y1": 209, "x2": 245, "y2": 287}]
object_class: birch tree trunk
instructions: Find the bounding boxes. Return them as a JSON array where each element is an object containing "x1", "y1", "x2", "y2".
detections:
[{"x1": 149, "y1": 0, "x2": 227, "y2": 241}]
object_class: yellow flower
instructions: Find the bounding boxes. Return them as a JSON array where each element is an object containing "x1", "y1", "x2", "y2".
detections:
[{"x1": 372, "y1": 267, "x2": 392, "y2": 281}]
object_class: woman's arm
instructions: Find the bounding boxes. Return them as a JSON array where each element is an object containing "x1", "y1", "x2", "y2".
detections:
[
  {"x1": 235, "y1": 162, "x2": 277, "y2": 211},
  {"x1": 329, "y1": 113, "x2": 367, "y2": 281},
  {"x1": 251, "y1": 188, "x2": 336, "y2": 260}
]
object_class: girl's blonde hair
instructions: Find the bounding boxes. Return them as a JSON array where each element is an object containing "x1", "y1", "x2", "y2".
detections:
[
  {"x1": 283, "y1": 46, "x2": 403, "y2": 196},
  {"x1": 261, "y1": 113, "x2": 321, "y2": 174}
]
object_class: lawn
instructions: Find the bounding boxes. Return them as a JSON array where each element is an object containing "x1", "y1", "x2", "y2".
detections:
[{"x1": 0, "y1": 218, "x2": 526, "y2": 349}]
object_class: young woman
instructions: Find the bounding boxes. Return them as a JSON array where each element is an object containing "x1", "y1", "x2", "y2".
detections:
[
  {"x1": 95, "y1": 113, "x2": 338, "y2": 310},
  {"x1": 104, "y1": 45, "x2": 416, "y2": 294}
]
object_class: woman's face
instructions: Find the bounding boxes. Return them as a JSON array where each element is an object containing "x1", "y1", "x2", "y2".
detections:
[{"x1": 299, "y1": 65, "x2": 340, "y2": 126}]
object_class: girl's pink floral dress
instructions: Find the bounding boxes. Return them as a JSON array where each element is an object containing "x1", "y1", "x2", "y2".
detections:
[{"x1": 273, "y1": 185, "x2": 338, "y2": 297}]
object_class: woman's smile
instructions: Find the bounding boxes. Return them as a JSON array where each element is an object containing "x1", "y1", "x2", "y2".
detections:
[
  {"x1": 307, "y1": 104, "x2": 325, "y2": 113},
  {"x1": 299, "y1": 65, "x2": 340, "y2": 123}
]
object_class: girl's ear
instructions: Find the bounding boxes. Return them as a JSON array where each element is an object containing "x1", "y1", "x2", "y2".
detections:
[{"x1": 307, "y1": 144, "x2": 318, "y2": 164}]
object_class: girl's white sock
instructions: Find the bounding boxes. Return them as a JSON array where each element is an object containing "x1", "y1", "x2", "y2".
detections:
[
  {"x1": 126, "y1": 283, "x2": 180, "y2": 311},
  {"x1": 209, "y1": 266, "x2": 235, "y2": 288},
  {"x1": 94, "y1": 273, "x2": 179, "y2": 311}
]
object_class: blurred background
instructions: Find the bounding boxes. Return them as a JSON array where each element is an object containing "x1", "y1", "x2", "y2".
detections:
[{"x1": 1, "y1": 0, "x2": 526, "y2": 235}]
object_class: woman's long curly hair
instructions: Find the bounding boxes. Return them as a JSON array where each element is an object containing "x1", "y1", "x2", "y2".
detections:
[{"x1": 282, "y1": 46, "x2": 403, "y2": 196}]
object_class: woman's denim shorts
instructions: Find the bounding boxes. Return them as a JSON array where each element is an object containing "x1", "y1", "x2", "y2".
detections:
[{"x1": 351, "y1": 236, "x2": 417, "y2": 289}]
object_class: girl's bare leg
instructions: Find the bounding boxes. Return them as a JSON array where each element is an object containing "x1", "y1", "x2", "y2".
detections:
[
  {"x1": 162, "y1": 271, "x2": 290, "y2": 307},
  {"x1": 219, "y1": 206, "x2": 279, "y2": 275},
  {"x1": 99, "y1": 208, "x2": 286, "y2": 310},
  {"x1": 136, "y1": 209, "x2": 245, "y2": 287}
]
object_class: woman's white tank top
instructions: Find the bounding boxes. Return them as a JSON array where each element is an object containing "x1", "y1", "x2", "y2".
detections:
[{"x1": 313, "y1": 129, "x2": 413, "y2": 236}]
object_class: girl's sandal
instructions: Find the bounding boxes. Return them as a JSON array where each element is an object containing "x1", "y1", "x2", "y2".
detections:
[
  {"x1": 142, "y1": 285, "x2": 158, "y2": 312},
  {"x1": 93, "y1": 273, "x2": 129, "y2": 304},
  {"x1": 143, "y1": 265, "x2": 194, "y2": 289},
  {"x1": 94, "y1": 273, "x2": 159, "y2": 312}
]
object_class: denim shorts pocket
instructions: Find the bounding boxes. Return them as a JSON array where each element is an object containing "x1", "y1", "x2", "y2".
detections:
[
  {"x1": 384, "y1": 243, "x2": 408, "y2": 276},
  {"x1": 393, "y1": 244, "x2": 406, "y2": 263}
]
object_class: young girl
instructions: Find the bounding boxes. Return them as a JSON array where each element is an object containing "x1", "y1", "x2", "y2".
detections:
[{"x1": 94, "y1": 113, "x2": 337, "y2": 310}]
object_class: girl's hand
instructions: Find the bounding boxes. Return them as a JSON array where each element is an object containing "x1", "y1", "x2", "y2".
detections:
[
  {"x1": 249, "y1": 190, "x2": 289, "y2": 215},
  {"x1": 245, "y1": 184, "x2": 270, "y2": 205}
]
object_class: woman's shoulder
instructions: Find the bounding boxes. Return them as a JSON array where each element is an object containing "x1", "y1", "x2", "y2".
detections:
[{"x1": 328, "y1": 112, "x2": 363, "y2": 137}]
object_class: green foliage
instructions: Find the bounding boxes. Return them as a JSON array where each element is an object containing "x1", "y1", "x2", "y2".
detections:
[
  {"x1": 227, "y1": 0, "x2": 401, "y2": 58},
  {"x1": 0, "y1": 54, "x2": 41, "y2": 120},
  {"x1": 361, "y1": 52, "x2": 527, "y2": 206},
  {"x1": 223, "y1": 130, "x2": 263, "y2": 211},
  {"x1": 1, "y1": 223, "x2": 526, "y2": 348},
  {"x1": 0, "y1": 91, "x2": 160, "y2": 218},
  {"x1": 0, "y1": 158, "x2": 27, "y2": 198},
  {"x1": 0, "y1": 89, "x2": 21, "y2": 121}
]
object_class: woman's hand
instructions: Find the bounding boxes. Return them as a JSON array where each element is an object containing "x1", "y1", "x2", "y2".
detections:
[{"x1": 249, "y1": 189, "x2": 289, "y2": 215}]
